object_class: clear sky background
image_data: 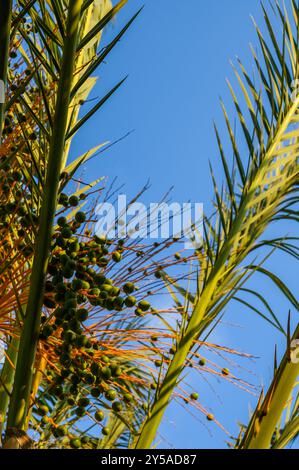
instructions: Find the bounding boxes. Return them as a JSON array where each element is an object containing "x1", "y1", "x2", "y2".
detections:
[{"x1": 71, "y1": 1, "x2": 298, "y2": 448}]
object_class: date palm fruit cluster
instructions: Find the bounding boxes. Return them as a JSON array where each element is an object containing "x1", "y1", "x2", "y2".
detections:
[
  {"x1": 37, "y1": 350, "x2": 135, "y2": 447},
  {"x1": 42, "y1": 211, "x2": 151, "y2": 316},
  {"x1": 35, "y1": 205, "x2": 152, "y2": 445},
  {"x1": 36, "y1": 339, "x2": 136, "y2": 446},
  {"x1": 0, "y1": 155, "x2": 36, "y2": 260},
  {"x1": 42, "y1": 204, "x2": 152, "y2": 319}
]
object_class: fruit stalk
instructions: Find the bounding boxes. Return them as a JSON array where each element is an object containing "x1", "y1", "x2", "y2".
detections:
[{"x1": 7, "y1": 0, "x2": 84, "y2": 431}]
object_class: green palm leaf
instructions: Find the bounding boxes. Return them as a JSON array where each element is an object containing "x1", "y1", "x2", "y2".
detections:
[{"x1": 136, "y1": 1, "x2": 299, "y2": 448}]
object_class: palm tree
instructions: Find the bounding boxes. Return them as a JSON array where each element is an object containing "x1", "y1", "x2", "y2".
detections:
[
  {"x1": 0, "y1": 0, "x2": 298, "y2": 450},
  {"x1": 0, "y1": 1, "x2": 197, "y2": 449},
  {"x1": 0, "y1": 0, "x2": 156, "y2": 448},
  {"x1": 136, "y1": 0, "x2": 298, "y2": 449}
]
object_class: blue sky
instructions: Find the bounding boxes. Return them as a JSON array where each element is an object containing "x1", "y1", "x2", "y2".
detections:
[{"x1": 71, "y1": 1, "x2": 298, "y2": 448}]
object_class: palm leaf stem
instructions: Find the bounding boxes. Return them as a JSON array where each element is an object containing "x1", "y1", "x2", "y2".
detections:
[
  {"x1": 0, "y1": 336, "x2": 19, "y2": 437},
  {"x1": 240, "y1": 323, "x2": 299, "y2": 449},
  {"x1": 135, "y1": 84, "x2": 299, "y2": 447}
]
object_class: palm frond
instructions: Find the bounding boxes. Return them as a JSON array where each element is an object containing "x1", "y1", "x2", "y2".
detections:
[{"x1": 136, "y1": 1, "x2": 299, "y2": 448}]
